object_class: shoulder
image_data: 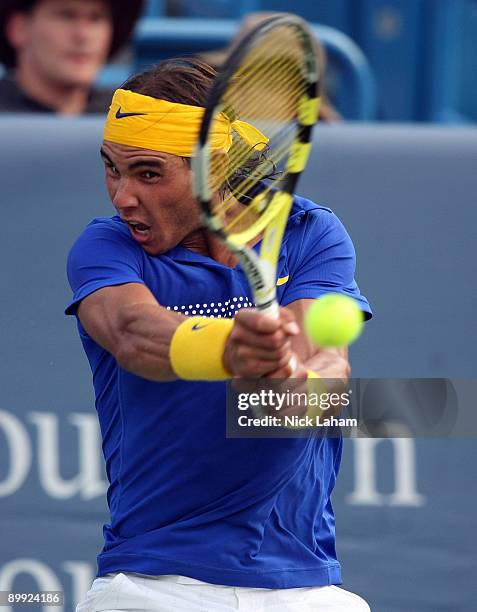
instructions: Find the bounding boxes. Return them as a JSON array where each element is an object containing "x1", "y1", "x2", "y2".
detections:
[
  {"x1": 0, "y1": 75, "x2": 15, "y2": 93},
  {"x1": 283, "y1": 194, "x2": 357, "y2": 278},
  {"x1": 69, "y1": 216, "x2": 140, "y2": 256},
  {"x1": 285, "y1": 195, "x2": 345, "y2": 247},
  {"x1": 76, "y1": 215, "x2": 131, "y2": 238},
  {"x1": 0, "y1": 75, "x2": 21, "y2": 111},
  {"x1": 289, "y1": 194, "x2": 333, "y2": 219}
]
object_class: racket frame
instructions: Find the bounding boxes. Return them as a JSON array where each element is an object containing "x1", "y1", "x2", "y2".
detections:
[{"x1": 193, "y1": 14, "x2": 320, "y2": 316}]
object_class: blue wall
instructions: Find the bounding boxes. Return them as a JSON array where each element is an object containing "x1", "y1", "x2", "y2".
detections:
[
  {"x1": 0, "y1": 118, "x2": 476, "y2": 610},
  {"x1": 142, "y1": 0, "x2": 477, "y2": 122}
]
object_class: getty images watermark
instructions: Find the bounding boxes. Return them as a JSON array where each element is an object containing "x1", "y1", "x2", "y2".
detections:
[
  {"x1": 235, "y1": 388, "x2": 357, "y2": 430},
  {"x1": 226, "y1": 379, "x2": 477, "y2": 438}
]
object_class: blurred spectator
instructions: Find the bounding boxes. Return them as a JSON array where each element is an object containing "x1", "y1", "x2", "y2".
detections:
[
  {"x1": 200, "y1": 12, "x2": 342, "y2": 123},
  {"x1": 0, "y1": 0, "x2": 144, "y2": 114}
]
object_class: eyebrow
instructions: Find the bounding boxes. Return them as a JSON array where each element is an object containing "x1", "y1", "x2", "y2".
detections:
[{"x1": 100, "y1": 148, "x2": 166, "y2": 171}]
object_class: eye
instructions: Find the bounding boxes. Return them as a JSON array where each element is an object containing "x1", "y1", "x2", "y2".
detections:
[
  {"x1": 91, "y1": 12, "x2": 110, "y2": 23},
  {"x1": 105, "y1": 163, "x2": 119, "y2": 176},
  {"x1": 141, "y1": 171, "x2": 160, "y2": 180},
  {"x1": 55, "y1": 9, "x2": 75, "y2": 20}
]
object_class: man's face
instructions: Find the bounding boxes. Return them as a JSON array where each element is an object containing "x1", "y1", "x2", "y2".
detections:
[
  {"x1": 101, "y1": 141, "x2": 203, "y2": 255},
  {"x1": 11, "y1": 0, "x2": 112, "y2": 87}
]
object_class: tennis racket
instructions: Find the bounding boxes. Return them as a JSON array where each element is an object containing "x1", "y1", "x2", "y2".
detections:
[{"x1": 192, "y1": 14, "x2": 320, "y2": 317}]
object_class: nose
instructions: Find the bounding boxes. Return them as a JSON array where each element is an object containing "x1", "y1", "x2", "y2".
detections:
[
  {"x1": 72, "y1": 18, "x2": 94, "y2": 43},
  {"x1": 112, "y1": 178, "x2": 139, "y2": 211}
]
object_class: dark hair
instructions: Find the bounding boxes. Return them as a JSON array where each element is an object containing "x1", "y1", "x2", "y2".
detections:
[
  {"x1": 8, "y1": 0, "x2": 36, "y2": 11},
  {"x1": 122, "y1": 57, "x2": 217, "y2": 107}
]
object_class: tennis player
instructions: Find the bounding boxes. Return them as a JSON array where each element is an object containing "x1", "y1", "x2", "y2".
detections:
[{"x1": 67, "y1": 58, "x2": 372, "y2": 611}]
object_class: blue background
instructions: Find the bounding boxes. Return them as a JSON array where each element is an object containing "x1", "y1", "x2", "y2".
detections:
[{"x1": 0, "y1": 118, "x2": 476, "y2": 610}]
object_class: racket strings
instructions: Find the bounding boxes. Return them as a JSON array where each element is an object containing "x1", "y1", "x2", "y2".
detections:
[
  {"x1": 222, "y1": 134, "x2": 295, "y2": 219},
  {"x1": 227, "y1": 52, "x2": 303, "y2": 123},
  {"x1": 211, "y1": 33, "x2": 305, "y2": 188},
  {"x1": 220, "y1": 89, "x2": 302, "y2": 213},
  {"x1": 219, "y1": 126, "x2": 299, "y2": 226},
  {"x1": 209, "y1": 25, "x2": 308, "y2": 239}
]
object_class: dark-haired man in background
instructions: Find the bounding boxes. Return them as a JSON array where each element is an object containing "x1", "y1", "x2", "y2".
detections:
[{"x1": 0, "y1": 0, "x2": 143, "y2": 114}]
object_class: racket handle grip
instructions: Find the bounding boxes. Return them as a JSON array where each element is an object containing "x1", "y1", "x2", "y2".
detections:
[
  {"x1": 257, "y1": 301, "x2": 298, "y2": 374},
  {"x1": 257, "y1": 301, "x2": 280, "y2": 319}
]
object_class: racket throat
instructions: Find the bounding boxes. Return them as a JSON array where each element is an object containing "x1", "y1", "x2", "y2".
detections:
[{"x1": 238, "y1": 249, "x2": 278, "y2": 314}]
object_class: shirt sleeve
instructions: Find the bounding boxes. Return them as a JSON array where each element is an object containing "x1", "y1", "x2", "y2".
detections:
[
  {"x1": 65, "y1": 219, "x2": 145, "y2": 316},
  {"x1": 280, "y1": 207, "x2": 372, "y2": 319}
]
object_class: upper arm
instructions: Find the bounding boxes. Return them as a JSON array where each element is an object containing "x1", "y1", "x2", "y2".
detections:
[
  {"x1": 277, "y1": 206, "x2": 368, "y2": 378},
  {"x1": 77, "y1": 282, "x2": 159, "y2": 356},
  {"x1": 66, "y1": 220, "x2": 181, "y2": 379},
  {"x1": 66, "y1": 219, "x2": 146, "y2": 316},
  {"x1": 65, "y1": 219, "x2": 147, "y2": 354},
  {"x1": 280, "y1": 207, "x2": 372, "y2": 320}
]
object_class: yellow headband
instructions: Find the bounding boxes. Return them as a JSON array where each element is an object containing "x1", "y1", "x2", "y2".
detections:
[{"x1": 103, "y1": 89, "x2": 268, "y2": 157}]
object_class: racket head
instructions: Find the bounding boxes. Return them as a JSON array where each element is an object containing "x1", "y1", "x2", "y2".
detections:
[{"x1": 193, "y1": 14, "x2": 320, "y2": 312}]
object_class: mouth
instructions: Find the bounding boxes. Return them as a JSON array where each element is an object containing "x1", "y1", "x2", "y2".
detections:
[
  {"x1": 67, "y1": 52, "x2": 95, "y2": 64},
  {"x1": 124, "y1": 220, "x2": 152, "y2": 243}
]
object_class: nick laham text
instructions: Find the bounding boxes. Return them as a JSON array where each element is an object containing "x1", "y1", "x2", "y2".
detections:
[{"x1": 237, "y1": 415, "x2": 358, "y2": 428}]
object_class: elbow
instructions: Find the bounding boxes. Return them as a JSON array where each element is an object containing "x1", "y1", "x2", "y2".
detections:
[
  {"x1": 113, "y1": 304, "x2": 175, "y2": 381},
  {"x1": 114, "y1": 306, "x2": 141, "y2": 371},
  {"x1": 332, "y1": 356, "x2": 351, "y2": 384},
  {"x1": 115, "y1": 339, "x2": 140, "y2": 372}
]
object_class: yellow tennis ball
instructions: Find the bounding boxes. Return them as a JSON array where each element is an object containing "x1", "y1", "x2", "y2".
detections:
[{"x1": 305, "y1": 293, "x2": 364, "y2": 347}]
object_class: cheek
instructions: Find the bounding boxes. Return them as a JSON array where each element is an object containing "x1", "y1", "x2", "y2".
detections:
[
  {"x1": 94, "y1": 23, "x2": 113, "y2": 55},
  {"x1": 29, "y1": 25, "x2": 55, "y2": 57},
  {"x1": 174, "y1": 188, "x2": 200, "y2": 224},
  {"x1": 39, "y1": 22, "x2": 67, "y2": 50},
  {"x1": 105, "y1": 175, "x2": 118, "y2": 200},
  {"x1": 176, "y1": 173, "x2": 199, "y2": 216}
]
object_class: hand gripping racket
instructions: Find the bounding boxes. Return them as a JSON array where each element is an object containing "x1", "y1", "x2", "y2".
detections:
[{"x1": 192, "y1": 14, "x2": 320, "y2": 317}]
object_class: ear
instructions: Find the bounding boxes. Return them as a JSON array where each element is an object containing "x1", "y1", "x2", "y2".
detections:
[{"x1": 5, "y1": 13, "x2": 30, "y2": 54}]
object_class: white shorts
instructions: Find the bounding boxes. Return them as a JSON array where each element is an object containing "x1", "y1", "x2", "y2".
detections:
[{"x1": 76, "y1": 573, "x2": 370, "y2": 612}]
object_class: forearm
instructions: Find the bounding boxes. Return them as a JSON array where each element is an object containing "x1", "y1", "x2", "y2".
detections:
[
  {"x1": 79, "y1": 283, "x2": 301, "y2": 382},
  {"x1": 304, "y1": 347, "x2": 350, "y2": 382},
  {"x1": 77, "y1": 284, "x2": 185, "y2": 381},
  {"x1": 285, "y1": 298, "x2": 351, "y2": 384},
  {"x1": 114, "y1": 302, "x2": 183, "y2": 381}
]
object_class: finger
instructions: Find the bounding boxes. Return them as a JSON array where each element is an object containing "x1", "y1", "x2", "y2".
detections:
[
  {"x1": 234, "y1": 349, "x2": 297, "y2": 377},
  {"x1": 235, "y1": 344, "x2": 293, "y2": 364},
  {"x1": 234, "y1": 308, "x2": 283, "y2": 334},
  {"x1": 231, "y1": 325, "x2": 290, "y2": 351},
  {"x1": 235, "y1": 359, "x2": 284, "y2": 379},
  {"x1": 264, "y1": 357, "x2": 307, "y2": 379},
  {"x1": 279, "y1": 307, "x2": 300, "y2": 336}
]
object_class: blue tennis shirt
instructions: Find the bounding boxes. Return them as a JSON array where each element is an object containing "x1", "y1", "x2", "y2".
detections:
[{"x1": 66, "y1": 195, "x2": 372, "y2": 588}]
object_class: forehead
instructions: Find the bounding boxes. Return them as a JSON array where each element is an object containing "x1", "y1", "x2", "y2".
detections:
[{"x1": 101, "y1": 141, "x2": 184, "y2": 166}]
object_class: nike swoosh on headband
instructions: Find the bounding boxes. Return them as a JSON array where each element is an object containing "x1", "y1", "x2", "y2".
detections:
[{"x1": 115, "y1": 108, "x2": 147, "y2": 119}]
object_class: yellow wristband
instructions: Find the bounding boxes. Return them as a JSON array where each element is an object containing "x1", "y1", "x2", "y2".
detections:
[{"x1": 170, "y1": 316, "x2": 234, "y2": 380}]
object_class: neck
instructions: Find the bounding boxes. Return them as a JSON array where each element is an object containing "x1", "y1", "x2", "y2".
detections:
[
  {"x1": 15, "y1": 62, "x2": 90, "y2": 115},
  {"x1": 180, "y1": 199, "x2": 263, "y2": 266},
  {"x1": 181, "y1": 229, "x2": 239, "y2": 268}
]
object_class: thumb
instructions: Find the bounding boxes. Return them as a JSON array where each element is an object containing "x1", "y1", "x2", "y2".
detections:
[{"x1": 279, "y1": 307, "x2": 300, "y2": 336}]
